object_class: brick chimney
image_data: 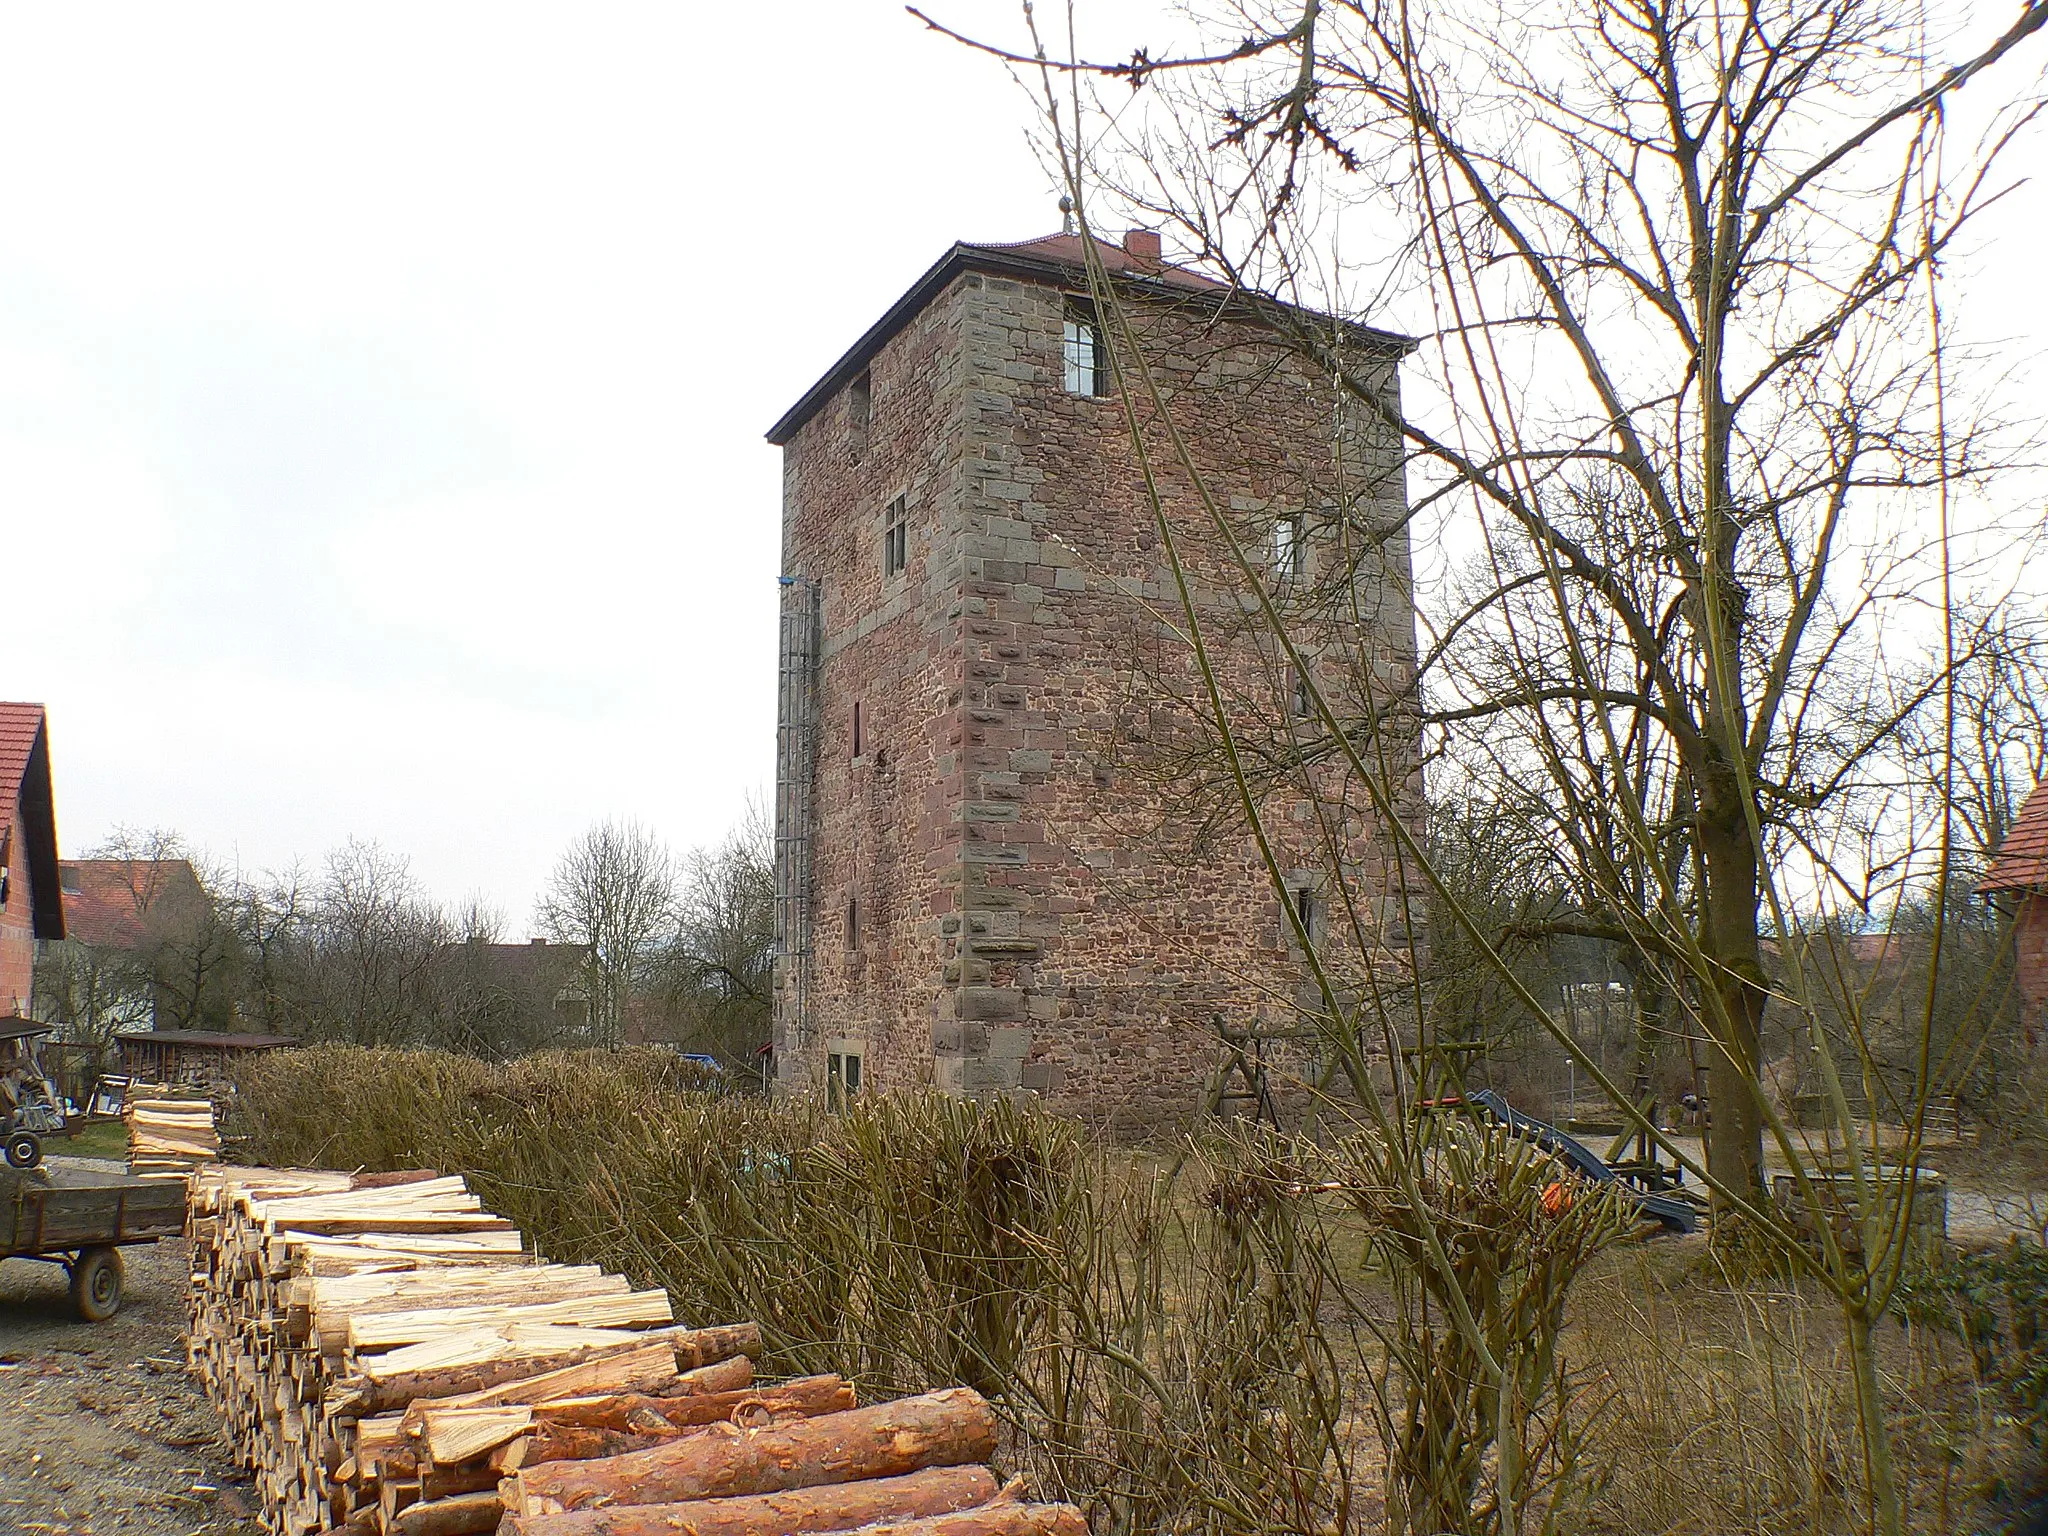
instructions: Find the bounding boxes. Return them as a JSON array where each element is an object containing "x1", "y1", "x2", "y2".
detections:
[{"x1": 1123, "y1": 228, "x2": 1162, "y2": 264}]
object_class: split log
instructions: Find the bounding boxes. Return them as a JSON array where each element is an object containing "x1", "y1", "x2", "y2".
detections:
[
  {"x1": 493, "y1": 1465, "x2": 1000, "y2": 1536},
  {"x1": 348, "y1": 1289, "x2": 674, "y2": 1352},
  {"x1": 501, "y1": 1387, "x2": 998, "y2": 1517},
  {"x1": 419, "y1": 1405, "x2": 535, "y2": 1464},
  {"x1": 534, "y1": 1374, "x2": 849, "y2": 1434},
  {"x1": 390, "y1": 1489, "x2": 503, "y2": 1535},
  {"x1": 365, "y1": 1321, "x2": 754, "y2": 1417},
  {"x1": 519, "y1": 1407, "x2": 815, "y2": 1468},
  {"x1": 672, "y1": 1354, "x2": 752, "y2": 1395},
  {"x1": 346, "y1": 1329, "x2": 706, "y2": 1415}
]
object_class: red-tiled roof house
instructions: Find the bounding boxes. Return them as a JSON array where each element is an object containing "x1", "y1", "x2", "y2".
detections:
[
  {"x1": 0, "y1": 703, "x2": 64, "y2": 1016},
  {"x1": 1982, "y1": 779, "x2": 2048, "y2": 1023}
]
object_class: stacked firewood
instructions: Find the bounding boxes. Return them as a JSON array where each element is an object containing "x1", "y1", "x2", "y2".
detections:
[
  {"x1": 186, "y1": 1165, "x2": 1082, "y2": 1536},
  {"x1": 127, "y1": 1096, "x2": 221, "y2": 1176}
]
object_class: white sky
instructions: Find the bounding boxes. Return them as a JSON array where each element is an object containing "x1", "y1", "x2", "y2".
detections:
[{"x1": 2, "y1": 2, "x2": 2041, "y2": 928}]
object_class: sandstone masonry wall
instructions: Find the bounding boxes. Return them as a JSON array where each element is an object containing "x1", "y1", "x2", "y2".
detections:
[{"x1": 775, "y1": 257, "x2": 1420, "y2": 1127}]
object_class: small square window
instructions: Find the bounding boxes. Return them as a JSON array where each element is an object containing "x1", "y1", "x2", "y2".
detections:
[
  {"x1": 1063, "y1": 302, "x2": 1106, "y2": 397},
  {"x1": 883, "y1": 495, "x2": 908, "y2": 577}
]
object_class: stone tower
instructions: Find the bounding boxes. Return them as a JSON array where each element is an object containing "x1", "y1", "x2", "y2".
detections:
[{"x1": 767, "y1": 230, "x2": 1419, "y2": 1127}]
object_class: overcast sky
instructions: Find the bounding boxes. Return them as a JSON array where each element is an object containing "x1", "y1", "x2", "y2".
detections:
[{"x1": 5, "y1": 3, "x2": 2042, "y2": 929}]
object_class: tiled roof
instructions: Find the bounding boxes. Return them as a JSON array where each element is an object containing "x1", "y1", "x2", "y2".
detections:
[
  {"x1": 60, "y1": 859, "x2": 207, "y2": 950},
  {"x1": 0, "y1": 702, "x2": 62, "y2": 941},
  {"x1": 115, "y1": 1029, "x2": 297, "y2": 1050},
  {"x1": 1982, "y1": 780, "x2": 2048, "y2": 894},
  {"x1": 0, "y1": 702, "x2": 43, "y2": 841}
]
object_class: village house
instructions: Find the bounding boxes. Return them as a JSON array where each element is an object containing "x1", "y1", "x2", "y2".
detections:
[
  {"x1": 0, "y1": 702, "x2": 64, "y2": 1018},
  {"x1": 767, "y1": 228, "x2": 1421, "y2": 1124},
  {"x1": 1982, "y1": 778, "x2": 2048, "y2": 1038}
]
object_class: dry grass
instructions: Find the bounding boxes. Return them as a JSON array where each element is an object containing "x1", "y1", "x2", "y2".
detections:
[
  {"x1": 1558, "y1": 1245, "x2": 2041, "y2": 1534},
  {"x1": 230, "y1": 1048, "x2": 2045, "y2": 1535}
]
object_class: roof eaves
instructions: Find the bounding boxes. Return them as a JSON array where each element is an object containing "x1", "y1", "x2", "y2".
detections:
[
  {"x1": 763, "y1": 242, "x2": 1416, "y2": 448},
  {"x1": 18, "y1": 719, "x2": 61, "y2": 943}
]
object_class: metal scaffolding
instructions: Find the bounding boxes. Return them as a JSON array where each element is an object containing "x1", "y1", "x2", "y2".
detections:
[{"x1": 773, "y1": 575, "x2": 821, "y2": 1071}]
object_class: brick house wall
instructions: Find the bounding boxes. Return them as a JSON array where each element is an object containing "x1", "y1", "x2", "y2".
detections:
[
  {"x1": 0, "y1": 703, "x2": 62, "y2": 1018},
  {"x1": 771, "y1": 236, "x2": 1420, "y2": 1127},
  {"x1": 2015, "y1": 893, "x2": 2048, "y2": 1014},
  {"x1": 0, "y1": 807, "x2": 38, "y2": 1014}
]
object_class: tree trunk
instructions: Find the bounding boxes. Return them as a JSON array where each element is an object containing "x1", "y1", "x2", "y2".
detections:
[
  {"x1": 502, "y1": 1388, "x2": 998, "y2": 1517},
  {"x1": 1847, "y1": 1305, "x2": 1904, "y2": 1536},
  {"x1": 496, "y1": 1465, "x2": 999, "y2": 1536},
  {"x1": 1696, "y1": 764, "x2": 1767, "y2": 1203}
]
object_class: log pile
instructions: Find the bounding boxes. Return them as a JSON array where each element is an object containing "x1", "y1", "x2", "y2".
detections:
[
  {"x1": 127, "y1": 1095, "x2": 220, "y2": 1176},
  {"x1": 185, "y1": 1165, "x2": 1083, "y2": 1536}
]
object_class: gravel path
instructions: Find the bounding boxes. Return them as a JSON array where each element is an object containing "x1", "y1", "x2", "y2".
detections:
[{"x1": 1, "y1": 1165, "x2": 259, "y2": 1536}]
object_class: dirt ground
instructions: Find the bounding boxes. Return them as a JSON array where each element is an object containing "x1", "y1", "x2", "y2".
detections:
[{"x1": 0, "y1": 1169, "x2": 260, "y2": 1536}]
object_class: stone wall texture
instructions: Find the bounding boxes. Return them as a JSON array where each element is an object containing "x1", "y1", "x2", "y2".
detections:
[{"x1": 773, "y1": 252, "x2": 1421, "y2": 1129}]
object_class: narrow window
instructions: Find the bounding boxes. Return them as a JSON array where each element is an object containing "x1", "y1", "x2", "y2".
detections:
[
  {"x1": 1274, "y1": 514, "x2": 1305, "y2": 582},
  {"x1": 883, "y1": 495, "x2": 908, "y2": 577},
  {"x1": 1291, "y1": 666, "x2": 1313, "y2": 719},
  {"x1": 827, "y1": 1050, "x2": 863, "y2": 1109},
  {"x1": 847, "y1": 893, "x2": 860, "y2": 950},
  {"x1": 1292, "y1": 885, "x2": 1318, "y2": 945},
  {"x1": 1063, "y1": 302, "x2": 1106, "y2": 397},
  {"x1": 852, "y1": 700, "x2": 863, "y2": 759},
  {"x1": 848, "y1": 370, "x2": 871, "y2": 453}
]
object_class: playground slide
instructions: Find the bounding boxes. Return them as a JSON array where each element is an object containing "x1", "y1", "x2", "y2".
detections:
[{"x1": 1462, "y1": 1088, "x2": 1699, "y2": 1234}]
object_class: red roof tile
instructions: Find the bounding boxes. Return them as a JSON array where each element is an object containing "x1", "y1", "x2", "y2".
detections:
[
  {"x1": 0, "y1": 703, "x2": 43, "y2": 836},
  {"x1": 0, "y1": 702, "x2": 62, "y2": 941},
  {"x1": 1982, "y1": 780, "x2": 2048, "y2": 894},
  {"x1": 59, "y1": 859, "x2": 206, "y2": 950}
]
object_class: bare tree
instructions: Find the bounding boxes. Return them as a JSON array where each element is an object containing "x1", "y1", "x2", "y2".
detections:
[
  {"x1": 300, "y1": 839, "x2": 449, "y2": 1046},
  {"x1": 659, "y1": 803, "x2": 776, "y2": 1073},
  {"x1": 930, "y1": 0, "x2": 2048, "y2": 1524},
  {"x1": 535, "y1": 819, "x2": 678, "y2": 1048}
]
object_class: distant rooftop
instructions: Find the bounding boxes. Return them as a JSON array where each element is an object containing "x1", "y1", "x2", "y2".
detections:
[{"x1": 59, "y1": 859, "x2": 206, "y2": 949}]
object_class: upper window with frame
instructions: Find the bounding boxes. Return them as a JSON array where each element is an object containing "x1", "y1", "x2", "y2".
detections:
[
  {"x1": 1290, "y1": 666, "x2": 1313, "y2": 719},
  {"x1": 883, "y1": 494, "x2": 908, "y2": 578},
  {"x1": 1063, "y1": 301, "x2": 1107, "y2": 397},
  {"x1": 1273, "y1": 514, "x2": 1306, "y2": 583}
]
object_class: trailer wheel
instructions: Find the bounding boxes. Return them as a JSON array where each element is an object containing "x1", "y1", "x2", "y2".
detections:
[
  {"x1": 70, "y1": 1245, "x2": 123, "y2": 1322},
  {"x1": 4, "y1": 1129, "x2": 41, "y2": 1169}
]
